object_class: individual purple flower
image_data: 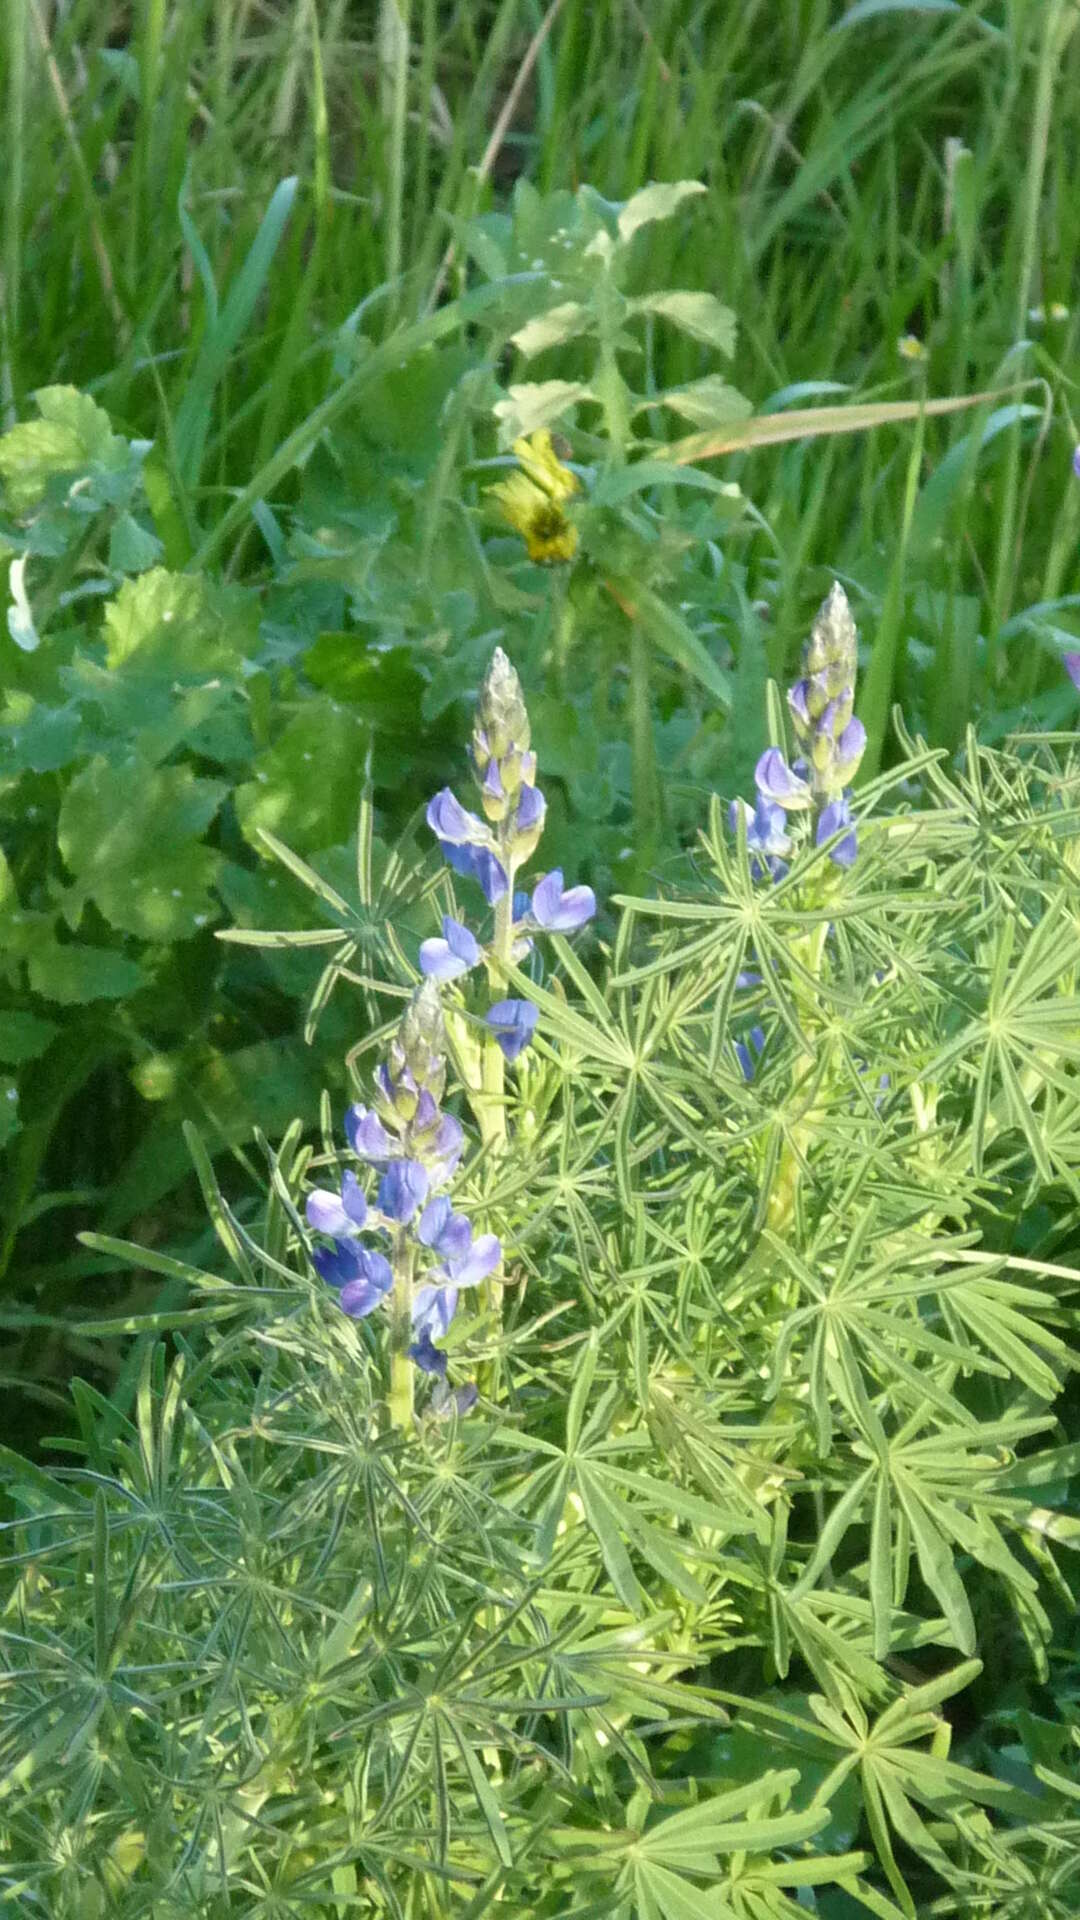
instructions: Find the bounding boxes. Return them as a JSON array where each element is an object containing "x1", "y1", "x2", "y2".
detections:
[
  {"x1": 409, "y1": 1330, "x2": 448, "y2": 1377},
  {"x1": 313, "y1": 1238, "x2": 393, "y2": 1314},
  {"x1": 832, "y1": 717, "x2": 867, "y2": 787},
  {"x1": 744, "y1": 794, "x2": 791, "y2": 860},
  {"x1": 443, "y1": 1232, "x2": 501, "y2": 1290},
  {"x1": 420, "y1": 916, "x2": 482, "y2": 981},
  {"x1": 426, "y1": 788, "x2": 489, "y2": 846},
  {"x1": 378, "y1": 1158, "x2": 430, "y2": 1224},
  {"x1": 816, "y1": 794, "x2": 857, "y2": 868},
  {"x1": 734, "y1": 1024, "x2": 766, "y2": 1082},
  {"x1": 431, "y1": 1380, "x2": 479, "y2": 1417},
  {"x1": 306, "y1": 1170, "x2": 368, "y2": 1238},
  {"x1": 440, "y1": 839, "x2": 509, "y2": 903},
  {"x1": 413, "y1": 1282, "x2": 458, "y2": 1342},
  {"x1": 1064, "y1": 652, "x2": 1080, "y2": 690},
  {"x1": 486, "y1": 998, "x2": 539, "y2": 1062},
  {"x1": 1073, "y1": 445, "x2": 1080, "y2": 482},
  {"x1": 418, "y1": 1195, "x2": 474, "y2": 1264},
  {"x1": 529, "y1": 869, "x2": 597, "y2": 931},
  {"x1": 515, "y1": 783, "x2": 546, "y2": 832},
  {"x1": 345, "y1": 1105, "x2": 397, "y2": 1164},
  {"x1": 413, "y1": 1111, "x2": 464, "y2": 1186},
  {"x1": 755, "y1": 747, "x2": 812, "y2": 811}
]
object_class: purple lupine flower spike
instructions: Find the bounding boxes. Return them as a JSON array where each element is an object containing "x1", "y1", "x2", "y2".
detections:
[
  {"x1": 734, "y1": 1024, "x2": 767, "y2": 1082},
  {"x1": 413, "y1": 1282, "x2": 459, "y2": 1342}
]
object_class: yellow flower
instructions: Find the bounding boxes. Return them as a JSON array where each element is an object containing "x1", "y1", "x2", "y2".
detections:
[{"x1": 488, "y1": 429, "x2": 580, "y2": 565}]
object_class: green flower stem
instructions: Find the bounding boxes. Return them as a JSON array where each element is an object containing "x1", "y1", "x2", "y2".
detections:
[
  {"x1": 765, "y1": 919, "x2": 830, "y2": 1239},
  {"x1": 477, "y1": 857, "x2": 516, "y2": 1327},
  {"x1": 388, "y1": 1233, "x2": 415, "y2": 1431}
]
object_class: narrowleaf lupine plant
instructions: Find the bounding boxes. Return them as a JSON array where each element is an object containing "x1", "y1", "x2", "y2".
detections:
[
  {"x1": 307, "y1": 647, "x2": 594, "y2": 1420},
  {"x1": 8, "y1": 582, "x2": 1080, "y2": 1918}
]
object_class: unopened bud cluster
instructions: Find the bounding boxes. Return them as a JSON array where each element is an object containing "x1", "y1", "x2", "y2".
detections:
[{"x1": 731, "y1": 583, "x2": 867, "y2": 875}]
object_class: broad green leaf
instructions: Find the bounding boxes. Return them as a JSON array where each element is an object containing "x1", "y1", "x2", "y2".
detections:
[
  {"x1": 0, "y1": 384, "x2": 130, "y2": 512},
  {"x1": 0, "y1": 1010, "x2": 59, "y2": 1062},
  {"x1": 493, "y1": 381, "x2": 594, "y2": 444},
  {"x1": 0, "y1": 1076, "x2": 19, "y2": 1147},
  {"x1": 103, "y1": 566, "x2": 255, "y2": 674},
  {"x1": 58, "y1": 758, "x2": 225, "y2": 939},
  {"x1": 511, "y1": 302, "x2": 594, "y2": 357},
  {"x1": 616, "y1": 180, "x2": 707, "y2": 242},
  {"x1": 631, "y1": 292, "x2": 736, "y2": 355},
  {"x1": 235, "y1": 704, "x2": 369, "y2": 855},
  {"x1": 648, "y1": 379, "x2": 753, "y2": 430},
  {"x1": 605, "y1": 574, "x2": 731, "y2": 707},
  {"x1": 28, "y1": 941, "x2": 144, "y2": 1004},
  {"x1": 108, "y1": 510, "x2": 163, "y2": 575}
]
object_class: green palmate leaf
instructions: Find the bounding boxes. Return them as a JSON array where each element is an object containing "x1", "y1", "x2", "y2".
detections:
[
  {"x1": 58, "y1": 757, "x2": 225, "y2": 939},
  {"x1": 0, "y1": 384, "x2": 132, "y2": 513}
]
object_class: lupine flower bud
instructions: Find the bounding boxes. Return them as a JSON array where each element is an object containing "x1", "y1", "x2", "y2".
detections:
[
  {"x1": 395, "y1": 980, "x2": 447, "y2": 1103},
  {"x1": 788, "y1": 584, "x2": 865, "y2": 800},
  {"x1": 475, "y1": 647, "x2": 530, "y2": 766}
]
